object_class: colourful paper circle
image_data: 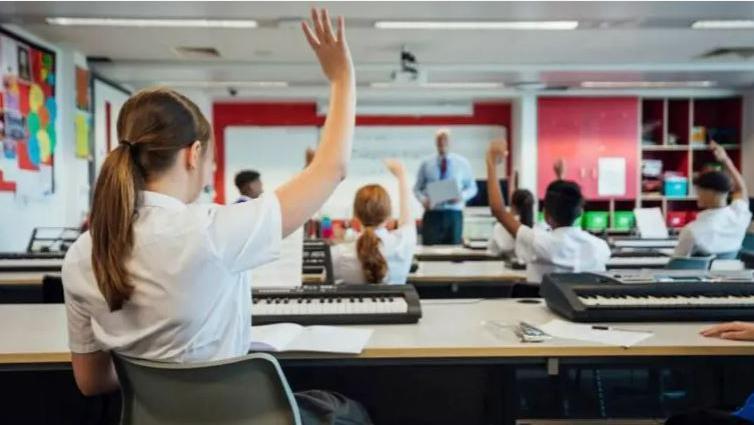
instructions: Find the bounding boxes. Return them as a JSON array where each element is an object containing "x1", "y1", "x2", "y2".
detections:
[
  {"x1": 38, "y1": 107, "x2": 49, "y2": 128},
  {"x1": 48, "y1": 128, "x2": 57, "y2": 153},
  {"x1": 27, "y1": 135, "x2": 40, "y2": 166},
  {"x1": 45, "y1": 98, "x2": 57, "y2": 122},
  {"x1": 37, "y1": 130, "x2": 51, "y2": 162},
  {"x1": 27, "y1": 112, "x2": 40, "y2": 135},
  {"x1": 29, "y1": 84, "x2": 44, "y2": 112}
]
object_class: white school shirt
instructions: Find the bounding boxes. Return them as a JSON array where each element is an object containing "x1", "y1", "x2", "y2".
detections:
[
  {"x1": 514, "y1": 225, "x2": 611, "y2": 284},
  {"x1": 487, "y1": 222, "x2": 551, "y2": 256},
  {"x1": 62, "y1": 191, "x2": 282, "y2": 363},
  {"x1": 673, "y1": 199, "x2": 752, "y2": 257},
  {"x1": 331, "y1": 225, "x2": 417, "y2": 284}
]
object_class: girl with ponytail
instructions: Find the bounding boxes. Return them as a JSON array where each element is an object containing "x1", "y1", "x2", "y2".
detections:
[
  {"x1": 487, "y1": 189, "x2": 536, "y2": 255},
  {"x1": 62, "y1": 8, "x2": 357, "y2": 397},
  {"x1": 332, "y1": 159, "x2": 417, "y2": 284}
]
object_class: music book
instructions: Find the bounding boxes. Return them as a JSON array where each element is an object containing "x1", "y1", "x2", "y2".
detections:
[{"x1": 250, "y1": 323, "x2": 373, "y2": 354}]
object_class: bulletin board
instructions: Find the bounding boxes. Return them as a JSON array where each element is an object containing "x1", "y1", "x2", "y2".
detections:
[{"x1": 0, "y1": 28, "x2": 57, "y2": 198}]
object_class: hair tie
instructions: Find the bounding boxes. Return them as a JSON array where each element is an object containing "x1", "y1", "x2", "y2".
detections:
[{"x1": 120, "y1": 140, "x2": 134, "y2": 148}]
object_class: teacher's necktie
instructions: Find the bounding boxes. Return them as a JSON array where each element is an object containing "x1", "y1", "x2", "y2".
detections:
[{"x1": 440, "y1": 157, "x2": 447, "y2": 179}]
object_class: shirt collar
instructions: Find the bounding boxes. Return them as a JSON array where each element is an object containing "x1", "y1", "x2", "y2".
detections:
[{"x1": 140, "y1": 191, "x2": 187, "y2": 211}]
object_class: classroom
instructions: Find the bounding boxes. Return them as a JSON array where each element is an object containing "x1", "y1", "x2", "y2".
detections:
[{"x1": 3, "y1": 1, "x2": 754, "y2": 424}]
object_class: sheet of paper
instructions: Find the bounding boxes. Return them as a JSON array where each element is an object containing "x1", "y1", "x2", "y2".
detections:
[
  {"x1": 426, "y1": 179, "x2": 461, "y2": 207},
  {"x1": 598, "y1": 157, "x2": 626, "y2": 196},
  {"x1": 285, "y1": 326, "x2": 373, "y2": 354},
  {"x1": 249, "y1": 323, "x2": 303, "y2": 352},
  {"x1": 633, "y1": 208, "x2": 669, "y2": 239},
  {"x1": 251, "y1": 228, "x2": 303, "y2": 288},
  {"x1": 539, "y1": 319, "x2": 653, "y2": 348}
]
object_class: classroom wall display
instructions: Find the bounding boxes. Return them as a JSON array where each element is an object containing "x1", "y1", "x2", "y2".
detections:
[
  {"x1": 74, "y1": 66, "x2": 91, "y2": 158},
  {"x1": 0, "y1": 30, "x2": 57, "y2": 198}
]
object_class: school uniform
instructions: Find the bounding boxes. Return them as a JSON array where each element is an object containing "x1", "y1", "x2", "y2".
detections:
[
  {"x1": 62, "y1": 191, "x2": 283, "y2": 362},
  {"x1": 235, "y1": 194, "x2": 253, "y2": 203},
  {"x1": 674, "y1": 199, "x2": 752, "y2": 257},
  {"x1": 331, "y1": 224, "x2": 417, "y2": 284},
  {"x1": 487, "y1": 221, "x2": 550, "y2": 256},
  {"x1": 514, "y1": 225, "x2": 611, "y2": 284}
]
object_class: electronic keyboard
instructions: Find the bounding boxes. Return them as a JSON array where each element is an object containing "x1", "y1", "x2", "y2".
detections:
[
  {"x1": 251, "y1": 284, "x2": 422, "y2": 326},
  {"x1": 541, "y1": 271, "x2": 754, "y2": 322},
  {"x1": 0, "y1": 252, "x2": 65, "y2": 259},
  {"x1": 611, "y1": 238, "x2": 678, "y2": 249}
]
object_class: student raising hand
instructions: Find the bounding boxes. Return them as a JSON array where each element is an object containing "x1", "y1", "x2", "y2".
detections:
[
  {"x1": 276, "y1": 8, "x2": 356, "y2": 236},
  {"x1": 486, "y1": 139, "x2": 508, "y2": 165},
  {"x1": 384, "y1": 158, "x2": 406, "y2": 178},
  {"x1": 302, "y1": 8, "x2": 353, "y2": 84},
  {"x1": 701, "y1": 321, "x2": 754, "y2": 341}
]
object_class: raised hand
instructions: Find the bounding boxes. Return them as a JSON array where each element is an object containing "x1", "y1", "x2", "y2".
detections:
[
  {"x1": 384, "y1": 159, "x2": 406, "y2": 178},
  {"x1": 710, "y1": 140, "x2": 730, "y2": 164},
  {"x1": 301, "y1": 8, "x2": 353, "y2": 84},
  {"x1": 486, "y1": 139, "x2": 508, "y2": 165},
  {"x1": 701, "y1": 321, "x2": 754, "y2": 341},
  {"x1": 554, "y1": 158, "x2": 566, "y2": 180}
]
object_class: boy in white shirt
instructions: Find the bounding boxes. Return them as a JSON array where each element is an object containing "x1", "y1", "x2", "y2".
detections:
[
  {"x1": 674, "y1": 141, "x2": 751, "y2": 257},
  {"x1": 332, "y1": 159, "x2": 416, "y2": 284},
  {"x1": 486, "y1": 140, "x2": 611, "y2": 283}
]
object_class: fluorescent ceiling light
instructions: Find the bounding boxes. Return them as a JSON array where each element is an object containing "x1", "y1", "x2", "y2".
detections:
[
  {"x1": 46, "y1": 17, "x2": 258, "y2": 28},
  {"x1": 375, "y1": 21, "x2": 578, "y2": 30},
  {"x1": 692, "y1": 20, "x2": 754, "y2": 29},
  {"x1": 370, "y1": 82, "x2": 504, "y2": 89},
  {"x1": 159, "y1": 81, "x2": 288, "y2": 88},
  {"x1": 580, "y1": 81, "x2": 716, "y2": 89}
]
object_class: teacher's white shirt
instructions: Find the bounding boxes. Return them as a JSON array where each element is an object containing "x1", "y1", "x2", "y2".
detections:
[
  {"x1": 331, "y1": 225, "x2": 417, "y2": 284},
  {"x1": 62, "y1": 191, "x2": 282, "y2": 363}
]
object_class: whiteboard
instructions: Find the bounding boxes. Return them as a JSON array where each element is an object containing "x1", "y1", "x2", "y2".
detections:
[{"x1": 224, "y1": 125, "x2": 506, "y2": 218}]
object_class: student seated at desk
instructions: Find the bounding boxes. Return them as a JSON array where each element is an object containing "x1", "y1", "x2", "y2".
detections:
[
  {"x1": 488, "y1": 160, "x2": 563, "y2": 255},
  {"x1": 61, "y1": 9, "x2": 370, "y2": 423},
  {"x1": 485, "y1": 140, "x2": 610, "y2": 283},
  {"x1": 331, "y1": 159, "x2": 416, "y2": 284},
  {"x1": 674, "y1": 141, "x2": 751, "y2": 258}
]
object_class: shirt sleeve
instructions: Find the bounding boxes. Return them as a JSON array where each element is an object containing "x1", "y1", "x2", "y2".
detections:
[
  {"x1": 62, "y1": 261, "x2": 101, "y2": 354},
  {"x1": 673, "y1": 227, "x2": 696, "y2": 257},
  {"x1": 207, "y1": 193, "x2": 284, "y2": 273},
  {"x1": 459, "y1": 158, "x2": 479, "y2": 202},
  {"x1": 731, "y1": 199, "x2": 753, "y2": 226},
  {"x1": 392, "y1": 223, "x2": 418, "y2": 262},
  {"x1": 488, "y1": 223, "x2": 515, "y2": 255},
  {"x1": 413, "y1": 162, "x2": 428, "y2": 203},
  {"x1": 514, "y1": 225, "x2": 537, "y2": 262}
]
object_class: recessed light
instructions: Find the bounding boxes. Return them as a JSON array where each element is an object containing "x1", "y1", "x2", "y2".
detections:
[
  {"x1": 46, "y1": 17, "x2": 258, "y2": 28},
  {"x1": 370, "y1": 82, "x2": 504, "y2": 89},
  {"x1": 374, "y1": 21, "x2": 578, "y2": 30},
  {"x1": 580, "y1": 81, "x2": 716, "y2": 88},
  {"x1": 159, "y1": 81, "x2": 288, "y2": 88},
  {"x1": 692, "y1": 20, "x2": 754, "y2": 29}
]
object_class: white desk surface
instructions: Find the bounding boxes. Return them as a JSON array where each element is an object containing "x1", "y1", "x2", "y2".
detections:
[
  {"x1": 415, "y1": 245, "x2": 497, "y2": 258},
  {"x1": 409, "y1": 261, "x2": 525, "y2": 283},
  {"x1": 606, "y1": 257, "x2": 671, "y2": 268},
  {"x1": 3, "y1": 300, "x2": 754, "y2": 364}
]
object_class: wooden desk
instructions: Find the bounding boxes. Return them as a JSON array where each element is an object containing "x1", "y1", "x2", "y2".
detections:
[
  {"x1": 4, "y1": 299, "x2": 754, "y2": 365},
  {"x1": 0, "y1": 272, "x2": 53, "y2": 286},
  {"x1": 414, "y1": 244, "x2": 501, "y2": 262},
  {"x1": 408, "y1": 261, "x2": 525, "y2": 284}
]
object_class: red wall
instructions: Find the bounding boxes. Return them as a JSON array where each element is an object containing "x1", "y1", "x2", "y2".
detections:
[
  {"x1": 212, "y1": 102, "x2": 512, "y2": 204},
  {"x1": 537, "y1": 97, "x2": 639, "y2": 199}
]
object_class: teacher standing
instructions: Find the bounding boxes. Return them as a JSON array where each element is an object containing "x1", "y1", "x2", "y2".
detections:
[{"x1": 414, "y1": 129, "x2": 478, "y2": 245}]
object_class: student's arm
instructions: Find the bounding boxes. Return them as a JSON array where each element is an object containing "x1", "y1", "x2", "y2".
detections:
[
  {"x1": 276, "y1": 9, "x2": 355, "y2": 237},
  {"x1": 460, "y1": 158, "x2": 479, "y2": 202},
  {"x1": 71, "y1": 352, "x2": 119, "y2": 396},
  {"x1": 554, "y1": 158, "x2": 566, "y2": 180},
  {"x1": 486, "y1": 140, "x2": 521, "y2": 236},
  {"x1": 702, "y1": 321, "x2": 754, "y2": 341},
  {"x1": 385, "y1": 159, "x2": 412, "y2": 227},
  {"x1": 673, "y1": 227, "x2": 695, "y2": 257},
  {"x1": 413, "y1": 163, "x2": 430, "y2": 210},
  {"x1": 712, "y1": 140, "x2": 748, "y2": 201}
]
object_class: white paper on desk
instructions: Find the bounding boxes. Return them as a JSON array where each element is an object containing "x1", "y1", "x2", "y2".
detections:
[
  {"x1": 598, "y1": 157, "x2": 626, "y2": 196},
  {"x1": 250, "y1": 323, "x2": 373, "y2": 354},
  {"x1": 633, "y1": 208, "x2": 669, "y2": 239},
  {"x1": 427, "y1": 179, "x2": 461, "y2": 207},
  {"x1": 251, "y1": 228, "x2": 303, "y2": 288},
  {"x1": 539, "y1": 320, "x2": 652, "y2": 348}
]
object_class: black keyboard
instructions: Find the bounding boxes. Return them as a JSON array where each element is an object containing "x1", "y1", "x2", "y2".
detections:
[
  {"x1": 0, "y1": 252, "x2": 65, "y2": 259},
  {"x1": 302, "y1": 240, "x2": 334, "y2": 284},
  {"x1": 252, "y1": 284, "x2": 422, "y2": 326},
  {"x1": 542, "y1": 272, "x2": 754, "y2": 322}
]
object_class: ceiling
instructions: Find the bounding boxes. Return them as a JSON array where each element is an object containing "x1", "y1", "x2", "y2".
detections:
[{"x1": 2, "y1": 1, "x2": 754, "y2": 99}]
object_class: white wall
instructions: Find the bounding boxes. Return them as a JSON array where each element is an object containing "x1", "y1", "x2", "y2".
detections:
[
  {"x1": 92, "y1": 78, "x2": 129, "y2": 176},
  {"x1": 0, "y1": 25, "x2": 90, "y2": 251},
  {"x1": 225, "y1": 124, "x2": 506, "y2": 218},
  {"x1": 741, "y1": 90, "x2": 754, "y2": 193}
]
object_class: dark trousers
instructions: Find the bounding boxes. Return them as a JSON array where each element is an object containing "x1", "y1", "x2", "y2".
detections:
[
  {"x1": 422, "y1": 210, "x2": 463, "y2": 245},
  {"x1": 666, "y1": 410, "x2": 754, "y2": 425},
  {"x1": 296, "y1": 390, "x2": 373, "y2": 425}
]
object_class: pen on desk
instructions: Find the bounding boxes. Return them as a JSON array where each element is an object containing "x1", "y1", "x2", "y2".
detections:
[{"x1": 592, "y1": 325, "x2": 653, "y2": 334}]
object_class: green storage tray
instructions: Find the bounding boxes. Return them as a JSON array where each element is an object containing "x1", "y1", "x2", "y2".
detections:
[
  {"x1": 612, "y1": 211, "x2": 635, "y2": 231},
  {"x1": 583, "y1": 211, "x2": 608, "y2": 231}
]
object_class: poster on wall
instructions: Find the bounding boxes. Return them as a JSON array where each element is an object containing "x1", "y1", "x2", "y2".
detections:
[
  {"x1": 0, "y1": 30, "x2": 57, "y2": 196},
  {"x1": 74, "y1": 66, "x2": 91, "y2": 158}
]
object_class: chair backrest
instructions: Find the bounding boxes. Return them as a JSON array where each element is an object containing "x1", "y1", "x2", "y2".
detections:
[
  {"x1": 113, "y1": 353, "x2": 301, "y2": 425},
  {"x1": 741, "y1": 233, "x2": 754, "y2": 251},
  {"x1": 666, "y1": 256, "x2": 714, "y2": 270},
  {"x1": 714, "y1": 251, "x2": 740, "y2": 260}
]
